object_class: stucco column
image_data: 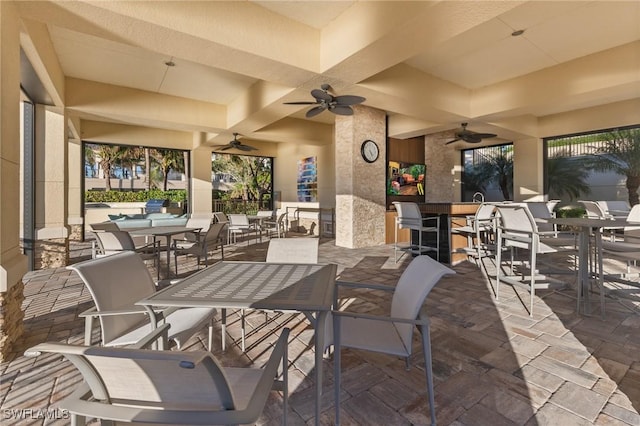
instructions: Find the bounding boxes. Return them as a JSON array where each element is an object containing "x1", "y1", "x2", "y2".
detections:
[
  {"x1": 0, "y1": 0, "x2": 28, "y2": 361},
  {"x1": 67, "y1": 138, "x2": 83, "y2": 240},
  {"x1": 335, "y1": 105, "x2": 386, "y2": 248},
  {"x1": 34, "y1": 105, "x2": 69, "y2": 268},
  {"x1": 190, "y1": 133, "x2": 212, "y2": 216},
  {"x1": 513, "y1": 138, "x2": 544, "y2": 201}
]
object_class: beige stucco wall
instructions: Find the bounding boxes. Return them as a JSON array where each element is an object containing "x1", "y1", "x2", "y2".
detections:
[{"x1": 274, "y1": 139, "x2": 335, "y2": 207}]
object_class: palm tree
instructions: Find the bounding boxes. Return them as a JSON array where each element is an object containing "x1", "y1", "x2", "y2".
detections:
[
  {"x1": 463, "y1": 146, "x2": 513, "y2": 200},
  {"x1": 153, "y1": 149, "x2": 185, "y2": 191},
  {"x1": 545, "y1": 150, "x2": 591, "y2": 201},
  {"x1": 84, "y1": 144, "x2": 97, "y2": 177},
  {"x1": 144, "y1": 148, "x2": 152, "y2": 190},
  {"x1": 584, "y1": 128, "x2": 640, "y2": 206},
  {"x1": 93, "y1": 144, "x2": 122, "y2": 191},
  {"x1": 119, "y1": 146, "x2": 143, "y2": 179}
]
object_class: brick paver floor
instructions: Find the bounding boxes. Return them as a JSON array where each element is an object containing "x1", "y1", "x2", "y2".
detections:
[{"x1": 1, "y1": 235, "x2": 639, "y2": 425}]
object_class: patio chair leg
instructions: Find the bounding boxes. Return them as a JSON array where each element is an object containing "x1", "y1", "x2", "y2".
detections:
[
  {"x1": 334, "y1": 314, "x2": 342, "y2": 426},
  {"x1": 207, "y1": 318, "x2": 213, "y2": 351},
  {"x1": 419, "y1": 322, "x2": 437, "y2": 426},
  {"x1": 221, "y1": 308, "x2": 227, "y2": 352},
  {"x1": 241, "y1": 309, "x2": 246, "y2": 352}
]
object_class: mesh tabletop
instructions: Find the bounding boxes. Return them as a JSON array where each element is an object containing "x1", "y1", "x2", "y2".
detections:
[{"x1": 137, "y1": 261, "x2": 337, "y2": 312}]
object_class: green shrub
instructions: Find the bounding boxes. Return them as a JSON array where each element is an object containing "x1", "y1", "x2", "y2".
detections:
[
  {"x1": 85, "y1": 190, "x2": 186, "y2": 203},
  {"x1": 556, "y1": 207, "x2": 585, "y2": 218}
]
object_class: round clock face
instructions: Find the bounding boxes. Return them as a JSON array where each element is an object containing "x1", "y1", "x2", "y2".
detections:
[{"x1": 361, "y1": 140, "x2": 379, "y2": 163}]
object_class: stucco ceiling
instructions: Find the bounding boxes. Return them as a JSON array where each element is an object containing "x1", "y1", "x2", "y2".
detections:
[{"x1": 16, "y1": 0, "x2": 640, "y2": 148}]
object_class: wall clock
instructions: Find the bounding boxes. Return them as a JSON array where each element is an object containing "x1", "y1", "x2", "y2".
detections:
[{"x1": 361, "y1": 139, "x2": 379, "y2": 163}]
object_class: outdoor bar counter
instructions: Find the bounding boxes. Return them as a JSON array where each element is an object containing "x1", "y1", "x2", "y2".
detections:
[{"x1": 386, "y1": 202, "x2": 481, "y2": 264}]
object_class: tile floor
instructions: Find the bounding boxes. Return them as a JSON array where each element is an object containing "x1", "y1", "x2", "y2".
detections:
[{"x1": 1, "y1": 236, "x2": 640, "y2": 425}]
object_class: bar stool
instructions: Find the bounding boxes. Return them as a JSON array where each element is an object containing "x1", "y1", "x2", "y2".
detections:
[{"x1": 393, "y1": 201, "x2": 440, "y2": 263}]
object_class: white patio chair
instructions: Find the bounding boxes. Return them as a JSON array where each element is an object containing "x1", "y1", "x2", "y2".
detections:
[
  {"x1": 546, "y1": 199, "x2": 561, "y2": 216},
  {"x1": 172, "y1": 222, "x2": 226, "y2": 273},
  {"x1": 69, "y1": 251, "x2": 216, "y2": 351},
  {"x1": 451, "y1": 202, "x2": 497, "y2": 260},
  {"x1": 25, "y1": 328, "x2": 290, "y2": 426},
  {"x1": 89, "y1": 222, "x2": 120, "y2": 258},
  {"x1": 170, "y1": 216, "x2": 211, "y2": 243},
  {"x1": 231, "y1": 238, "x2": 320, "y2": 352},
  {"x1": 597, "y1": 200, "x2": 631, "y2": 218},
  {"x1": 580, "y1": 200, "x2": 612, "y2": 219},
  {"x1": 330, "y1": 255, "x2": 456, "y2": 425},
  {"x1": 393, "y1": 201, "x2": 440, "y2": 262},
  {"x1": 601, "y1": 204, "x2": 640, "y2": 277},
  {"x1": 261, "y1": 212, "x2": 288, "y2": 239},
  {"x1": 93, "y1": 230, "x2": 161, "y2": 279},
  {"x1": 495, "y1": 205, "x2": 569, "y2": 316},
  {"x1": 228, "y1": 214, "x2": 258, "y2": 244},
  {"x1": 266, "y1": 237, "x2": 319, "y2": 263},
  {"x1": 213, "y1": 211, "x2": 229, "y2": 224}
]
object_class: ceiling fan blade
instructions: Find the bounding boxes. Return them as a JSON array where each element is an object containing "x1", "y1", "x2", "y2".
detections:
[
  {"x1": 445, "y1": 138, "x2": 461, "y2": 145},
  {"x1": 330, "y1": 105, "x2": 354, "y2": 116},
  {"x1": 311, "y1": 89, "x2": 332, "y2": 102},
  {"x1": 333, "y1": 95, "x2": 365, "y2": 106},
  {"x1": 283, "y1": 101, "x2": 318, "y2": 105},
  {"x1": 462, "y1": 135, "x2": 483, "y2": 143},
  {"x1": 473, "y1": 132, "x2": 497, "y2": 139},
  {"x1": 306, "y1": 105, "x2": 327, "y2": 117},
  {"x1": 219, "y1": 145, "x2": 233, "y2": 151},
  {"x1": 237, "y1": 144, "x2": 257, "y2": 151}
]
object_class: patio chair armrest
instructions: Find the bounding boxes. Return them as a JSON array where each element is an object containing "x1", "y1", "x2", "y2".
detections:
[
  {"x1": 131, "y1": 323, "x2": 171, "y2": 349},
  {"x1": 332, "y1": 309, "x2": 429, "y2": 326},
  {"x1": 335, "y1": 280, "x2": 395, "y2": 292},
  {"x1": 421, "y1": 215, "x2": 439, "y2": 226},
  {"x1": 135, "y1": 240, "x2": 160, "y2": 252},
  {"x1": 78, "y1": 305, "x2": 150, "y2": 318},
  {"x1": 334, "y1": 280, "x2": 393, "y2": 306}
]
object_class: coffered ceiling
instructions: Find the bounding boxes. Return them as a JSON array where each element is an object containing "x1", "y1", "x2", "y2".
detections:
[{"x1": 16, "y1": 1, "x2": 640, "y2": 148}]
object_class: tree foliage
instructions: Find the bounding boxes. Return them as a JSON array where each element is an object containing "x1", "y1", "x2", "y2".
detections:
[
  {"x1": 583, "y1": 128, "x2": 640, "y2": 206},
  {"x1": 546, "y1": 150, "x2": 591, "y2": 200},
  {"x1": 463, "y1": 146, "x2": 513, "y2": 200},
  {"x1": 212, "y1": 154, "x2": 272, "y2": 201},
  {"x1": 153, "y1": 149, "x2": 186, "y2": 191}
]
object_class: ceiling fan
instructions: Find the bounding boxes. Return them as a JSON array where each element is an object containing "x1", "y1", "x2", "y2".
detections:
[
  {"x1": 212, "y1": 133, "x2": 258, "y2": 152},
  {"x1": 284, "y1": 84, "x2": 366, "y2": 118},
  {"x1": 445, "y1": 123, "x2": 497, "y2": 145}
]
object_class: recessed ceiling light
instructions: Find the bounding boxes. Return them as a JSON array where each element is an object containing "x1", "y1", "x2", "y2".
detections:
[
  {"x1": 511, "y1": 29, "x2": 525, "y2": 37},
  {"x1": 164, "y1": 60, "x2": 175, "y2": 67}
]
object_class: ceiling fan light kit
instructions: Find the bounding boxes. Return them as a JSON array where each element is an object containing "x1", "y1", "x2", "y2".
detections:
[
  {"x1": 284, "y1": 84, "x2": 365, "y2": 117},
  {"x1": 445, "y1": 123, "x2": 497, "y2": 145}
]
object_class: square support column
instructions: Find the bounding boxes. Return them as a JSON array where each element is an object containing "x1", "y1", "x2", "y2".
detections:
[
  {"x1": 67, "y1": 138, "x2": 83, "y2": 240},
  {"x1": 335, "y1": 105, "x2": 386, "y2": 248},
  {"x1": 191, "y1": 139, "x2": 214, "y2": 216},
  {"x1": 0, "y1": 0, "x2": 28, "y2": 361},
  {"x1": 34, "y1": 105, "x2": 69, "y2": 268}
]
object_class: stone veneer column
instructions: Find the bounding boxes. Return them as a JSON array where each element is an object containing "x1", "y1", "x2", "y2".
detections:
[
  {"x1": 0, "y1": 1, "x2": 28, "y2": 361},
  {"x1": 335, "y1": 105, "x2": 386, "y2": 248},
  {"x1": 425, "y1": 130, "x2": 459, "y2": 201},
  {"x1": 34, "y1": 105, "x2": 69, "y2": 268},
  {"x1": 67, "y1": 138, "x2": 84, "y2": 240}
]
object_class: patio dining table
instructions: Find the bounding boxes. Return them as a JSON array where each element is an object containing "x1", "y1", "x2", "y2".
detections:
[
  {"x1": 543, "y1": 217, "x2": 639, "y2": 317},
  {"x1": 129, "y1": 226, "x2": 201, "y2": 277},
  {"x1": 136, "y1": 260, "x2": 338, "y2": 425}
]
